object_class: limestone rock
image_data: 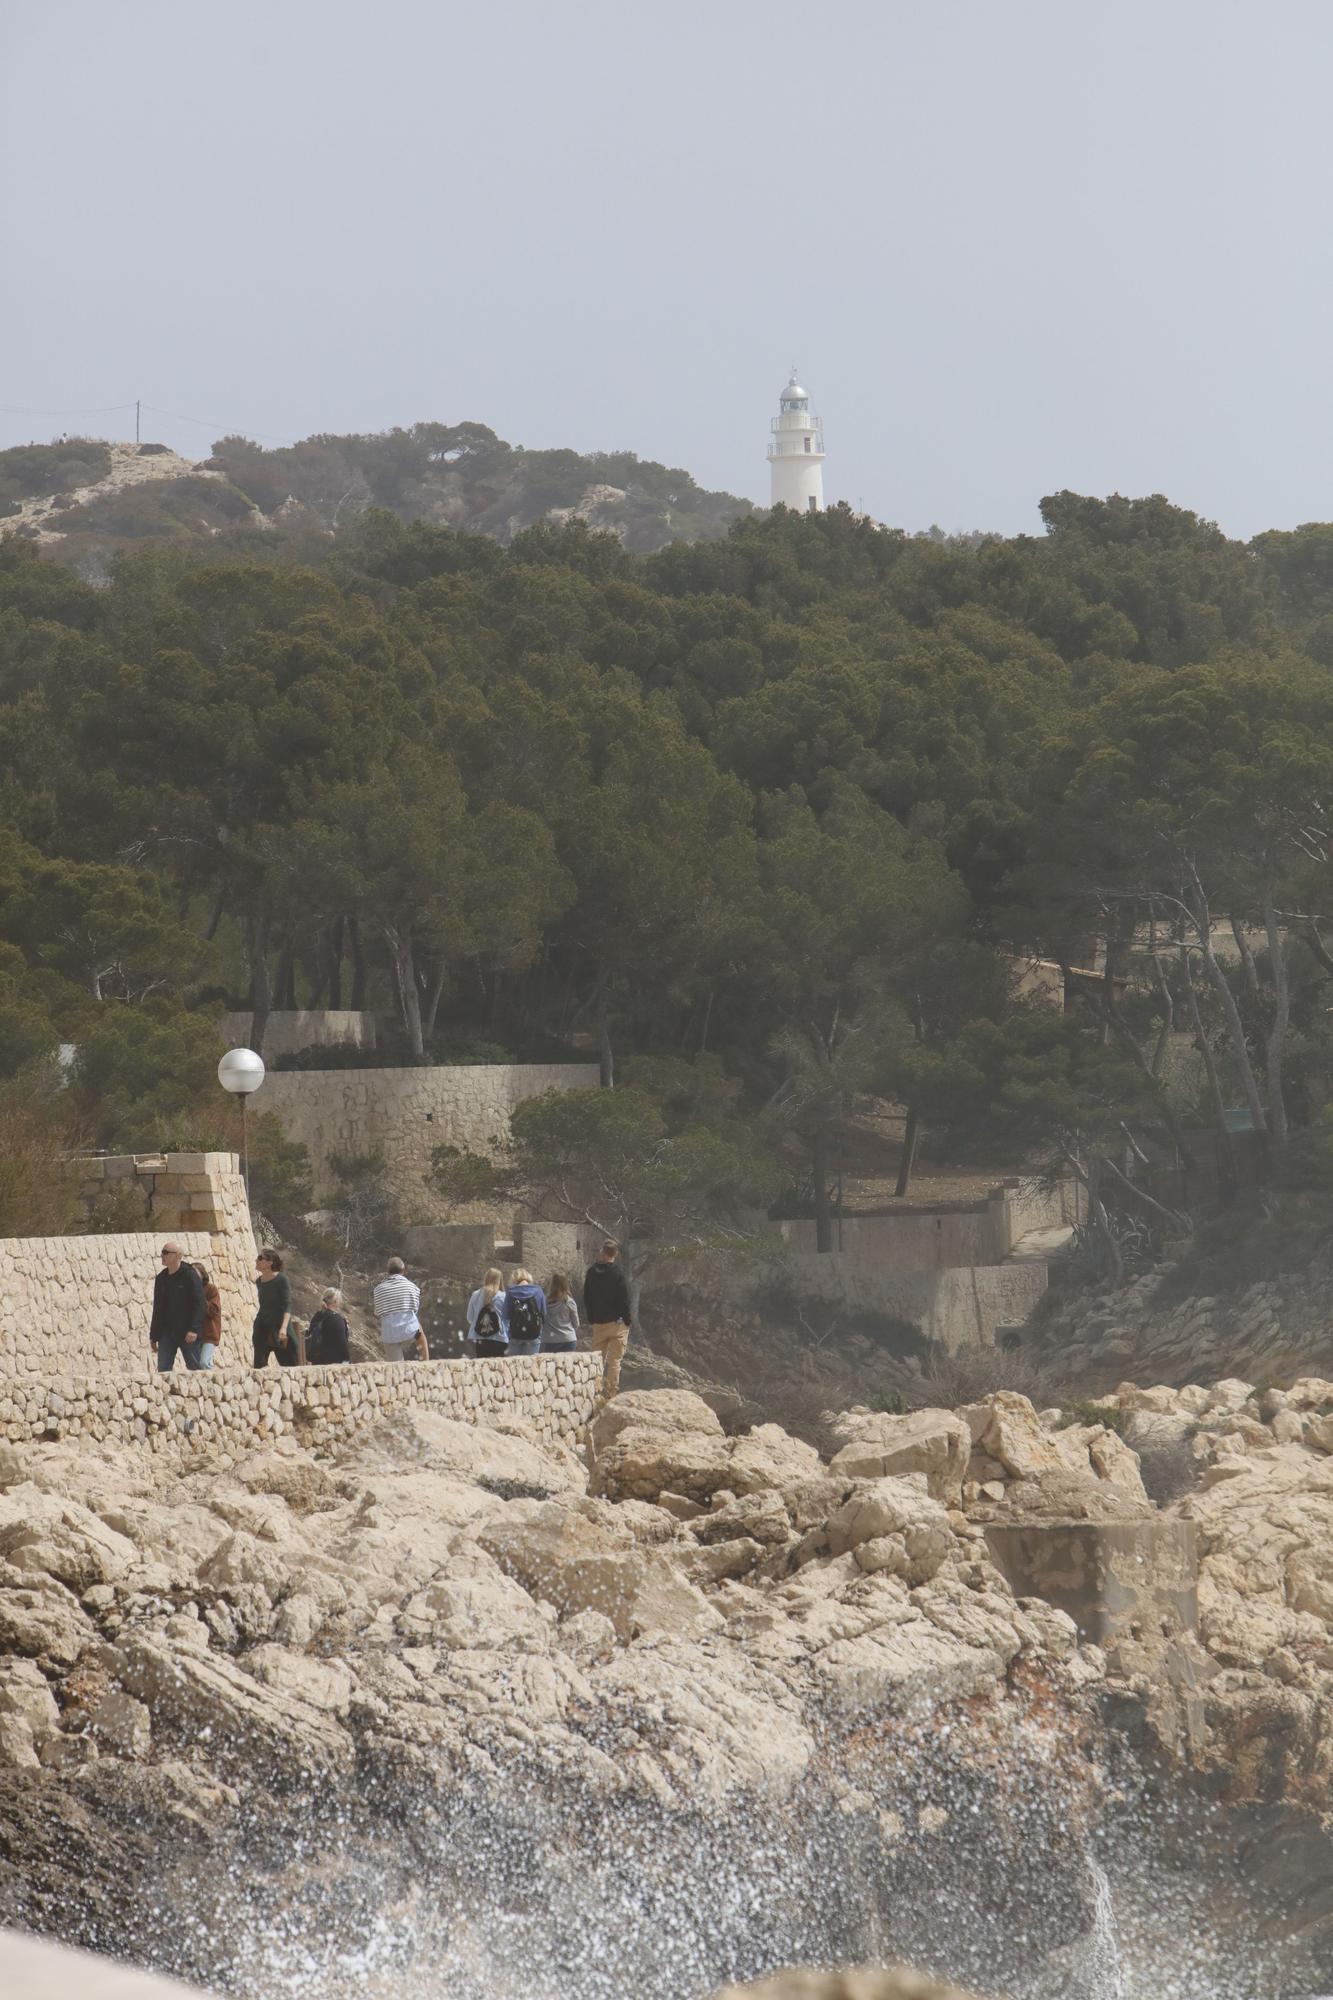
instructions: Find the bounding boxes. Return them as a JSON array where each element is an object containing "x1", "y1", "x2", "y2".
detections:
[
  {"x1": 242, "y1": 1643, "x2": 355, "y2": 1715},
  {"x1": 0, "y1": 1659, "x2": 61, "y2": 1751},
  {"x1": 553, "y1": 1607, "x2": 616, "y2": 1666},
  {"x1": 335, "y1": 1410, "x2": 580, "y2": 1494},
  {"x1": 824, "y1": 1478, "x2": 953, "y2": 1583},
  {"x1": 589, "y1": 1424, "x2": 733, "y2": 1503},
  {"x1": 118, "y1": 1632, "x2": 354, "y2": 1776},
  {"x1": 692, "y1": 1489, "x2": 792, "y2": 1548},
  {"x1": 590, "y1": 1388, "x2": 724, "y2": 1453},
  {"x1": 0, "y1": 1488, "x2": 138, "y2": 1592},
  {"x1": 1286, "y1": 1377, "x2": 1333, "y2": 1412},
  {"x1": 826, "y1": 1409, "x2": 969, "y2": 1506},
  {"x1": 979, "y1": 1393, "x2": 1066, "y2": 1480},
  {"x1": 0, "y1": 1571, "x2": 96, "y2": 1666},
  {"x1": 591, "y1": 1420, "x2": 821, "y2": 1507},
  {"x1": 726, "y1": 1424, "x2": 824, "y2": 1496},
  {"x1": 991, "y1": 1467, "x2": 1153, "y2": 1523},
  {"x1": 400, "y1": 1570, "x2": 552, "y2": 1654},
  {"x1": 477, "y1": 1498, "x2": 719, "y2": 1642},
  {"x1": 91, "y1": 1690, "x2": 151, "y2": 1758},
  {"x1": 1205, "y1": 1378, "x2": 1255, "y2": 1413}
]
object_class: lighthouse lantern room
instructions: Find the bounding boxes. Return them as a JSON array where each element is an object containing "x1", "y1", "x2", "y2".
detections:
[{"x1": 767, "y1": 368, "x2": 825, "y2": 512}]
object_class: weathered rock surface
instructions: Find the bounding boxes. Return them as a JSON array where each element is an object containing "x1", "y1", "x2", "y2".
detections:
[
  {"x1": 589, "y1": 1388, "x2": 724, "y2": 1453},
  {"x1": 712, "y1": 1973, "x2": 981, "y2": 2000},
  {"x1": 0, "y1": 1390, "x2": 1099, "y2": 1825},
  {"x1": 4, "y1": 1379, "x2": 1333, "y2": 1996},
  {"x1": 826, "y1": 1410, "x2": 970, "y2": 1505}
]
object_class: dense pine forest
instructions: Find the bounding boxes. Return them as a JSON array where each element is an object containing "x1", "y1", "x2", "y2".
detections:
[{"x1": 4, "y1": 486, "x2": 1333, "y2": 1272}]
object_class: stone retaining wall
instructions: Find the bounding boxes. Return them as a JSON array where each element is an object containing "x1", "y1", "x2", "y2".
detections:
[
  {"x1": 0, "y1": 1353, "x2": 601, "y2": 1456},
  {"x1": 256, "y1": 1063, "x2": 600, "y2": 1215},
  {"x1": 0, "y1": 1154, "x2": 257, "y2": 1382}
]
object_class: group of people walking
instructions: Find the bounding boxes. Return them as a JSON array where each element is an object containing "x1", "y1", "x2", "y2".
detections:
[
  {"x1": 463, "y1": 1241, "x2": 632, "y2": 1395},
  {"x1": 149, "y1": 1237, "x2": 633, "y2": 1398}
]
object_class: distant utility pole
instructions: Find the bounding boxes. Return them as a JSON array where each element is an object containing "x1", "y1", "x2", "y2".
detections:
[{"x1": 135, "y1": 400, "x2": 140, "y2": 444}]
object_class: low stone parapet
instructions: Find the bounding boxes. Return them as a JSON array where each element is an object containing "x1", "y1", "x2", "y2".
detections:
[{"x1": 0, "y1": 1352, "x2": 601, "y2": 1457}]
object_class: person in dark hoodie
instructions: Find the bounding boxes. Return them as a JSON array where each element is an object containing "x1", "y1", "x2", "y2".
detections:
[
  {"x1": 306, "y1": 1287, "x2": 351, "y2": 1365},
  {"x1": 149, "y1": 1241, "x2": 206, "y2": 1372},
  {"x1": 501, "y1": 1267, "x2": 547, "y2": 1357},
  {"x1": 582, "y1": 1240, "x2": 631, "y2": 1399}
]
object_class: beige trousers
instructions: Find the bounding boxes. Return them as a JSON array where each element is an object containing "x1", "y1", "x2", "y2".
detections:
[{"x1": 590, "y1": 1320, "x2": 629, "y2": 1398}]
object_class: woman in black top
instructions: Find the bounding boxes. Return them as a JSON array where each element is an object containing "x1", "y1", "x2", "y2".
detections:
[
  {"x1": 306, "y1": 1287, "x2": 351, "y2": 1365},
  {"x1": 253, "y1": 1249, "x2": 294, "y2": 1367}
]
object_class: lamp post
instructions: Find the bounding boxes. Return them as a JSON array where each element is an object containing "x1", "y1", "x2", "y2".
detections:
[{"x1": 218, "y1": 1047, "x2": 265, "y2": 1197}]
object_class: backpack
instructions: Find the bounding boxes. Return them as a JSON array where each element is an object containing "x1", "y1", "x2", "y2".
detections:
[
  {"x1": 507, "y1": 1292, "x2": 542, "y2": 1343},
  {"x1": 474, "y1": 1297, "x2": 502, "y2": 1342}
]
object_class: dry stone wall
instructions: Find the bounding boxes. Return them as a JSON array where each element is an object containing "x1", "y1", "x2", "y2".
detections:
[
  {"x1": 256, "y1": 1062, "x2": 600, "y2": 1215},
  {"x1": 0, "y1": 1353, "x2": 600, "y2": 1457},
  {"x1": 0, "y1": 1154, "x2": 257, "y2": 1381},
  {"x1": 0, "y1": 1231, "x2": 221, "y2": 1382}
]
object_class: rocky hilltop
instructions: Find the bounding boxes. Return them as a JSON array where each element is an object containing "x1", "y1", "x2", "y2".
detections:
[
  {"x1": 0, "y1": 423, "x2": 751, "y2": 565},
  {"x1": 0, "y1": 1380, "x2": 1330, "y2": 1997}
]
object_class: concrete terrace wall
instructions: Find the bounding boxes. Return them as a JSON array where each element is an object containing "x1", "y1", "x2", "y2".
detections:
[
  {"x1": 0, "y1": 1154, "x2": 257, "y2": 1381},
  {"x1": 665, "y1": 1247, "x2": 1048, "y2": 1351},
  {"x1": 0, "y1": 1353, "x2": 601, "y2": 1457},
  {"x1": 777, "y1": 1178, "x2": 1081, "y2": 1273},
  {"x1": 780, "y1": 1205, "x2": 1006, "y2": 1272},
  {"x1": 257, "y1": 1063, "x2": 601, "y2": 1214},
  {"x1": 222, "y1": 1010, "x2": 377, "y2": 1059},
  {"x1": 778, "y1": 1256, "x2": 1051, "y2": 1349}
]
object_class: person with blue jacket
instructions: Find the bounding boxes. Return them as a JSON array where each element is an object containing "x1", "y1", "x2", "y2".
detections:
[{"x1": 501, "y1": 1267, "x2": 547, "y2": 1356}]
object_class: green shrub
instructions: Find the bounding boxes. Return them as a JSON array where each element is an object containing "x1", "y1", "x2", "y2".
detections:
[
  {"x1": 0, "y1": 439, "x2": 111, "y2": 509},
  {"x1": 1056, "y1": 1399, "x2": 1130, "y2": 1437},
  {"x1": 246, "y1": 1113, "x2": 313, "y2": 1219}
]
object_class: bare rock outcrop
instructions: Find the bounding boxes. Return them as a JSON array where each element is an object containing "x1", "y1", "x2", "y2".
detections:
[
  {"x1": 826, "y1": 1409, "x2": 970, "y2": 1506},
  {"x1": 6, "y1": 1377, "x2": 1333, "y2": 1994},
  {"x1": 712, "y1": 1972, "x2": 982, "y2": 2000}
]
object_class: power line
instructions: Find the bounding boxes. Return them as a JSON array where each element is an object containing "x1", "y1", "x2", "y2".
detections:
[
  {"x1": 0, "y1": 400, "x2": 137, "y2": 417},
  {"x1": 0, "y1": 398, "x2": 296, "y2": 446},
  {"x1": 140, "y1": 404, "x2": 296, "y2": 447}
]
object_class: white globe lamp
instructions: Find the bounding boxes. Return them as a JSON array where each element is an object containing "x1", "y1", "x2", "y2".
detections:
[{"x1": 218, "y1": 1048, "x2": 265, "y2": 1192}]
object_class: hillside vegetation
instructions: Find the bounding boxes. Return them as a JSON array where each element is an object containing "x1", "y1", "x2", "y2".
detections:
[
  {"x1": 3, "y1": 487, "x2": 1333, "y2": 1284},
  {"x1": 0, "y1": 422, "x2": 751, "y2": 564}
]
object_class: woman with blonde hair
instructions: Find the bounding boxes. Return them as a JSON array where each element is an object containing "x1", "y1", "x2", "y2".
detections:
[
  {"x1": 541, "y1": 1271, "x2": 580, "y2": 1354},
  {"x1": 501, "y1": 1266, "x2": 547, "y2": 1357},
  {"x1": 467, "y1": 1266, "x2": 507, "y2": 1357}
]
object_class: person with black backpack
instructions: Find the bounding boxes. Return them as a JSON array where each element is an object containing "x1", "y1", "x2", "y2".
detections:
[
  {"x1": 501, "y1": 1266, "x2": 547, "y2": 1357},
  {"x1": 467, "y1": 1267, "x2": 507, "y2": 1357}
]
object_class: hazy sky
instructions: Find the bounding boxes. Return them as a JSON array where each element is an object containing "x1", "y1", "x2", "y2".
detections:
[{"x1": 4, "y1": 1, "x2": 1332, "y2": 539}]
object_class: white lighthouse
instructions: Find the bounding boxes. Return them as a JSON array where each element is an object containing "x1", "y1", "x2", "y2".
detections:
[{"x1": 767, "y1": 367, "x2": 825, "y2": 512}]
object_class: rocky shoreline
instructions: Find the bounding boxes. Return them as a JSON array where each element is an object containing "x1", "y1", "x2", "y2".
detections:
[{"x1": 0, "y1": 1378, "x2": 1330, "y2": 1996}]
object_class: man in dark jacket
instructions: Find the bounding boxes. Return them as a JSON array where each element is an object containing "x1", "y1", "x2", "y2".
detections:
[
  {"x1": 582, "y1": 1240, "x2": 631, "y2": 1399},
  {"x1": 149, "y1": 1241, "x2": 206, "y2": 1372}
]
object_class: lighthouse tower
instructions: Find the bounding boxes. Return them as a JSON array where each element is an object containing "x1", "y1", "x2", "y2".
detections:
[{"x1": 767, "y1": 368, "x2": 825, "y2": 512}]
